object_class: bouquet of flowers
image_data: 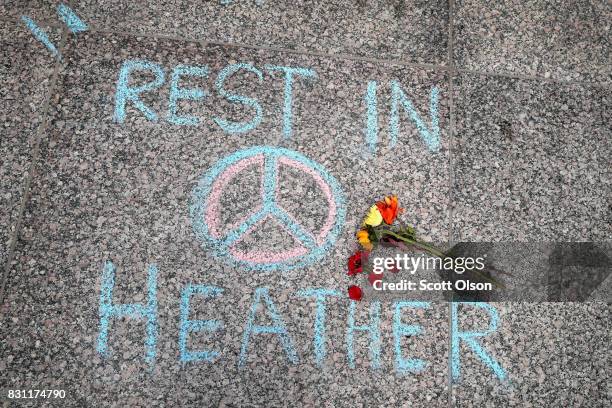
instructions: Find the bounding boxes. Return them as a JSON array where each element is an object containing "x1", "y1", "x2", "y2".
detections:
[{"x1": 347, "y1": 195, "x2": 502, "y2": 300}]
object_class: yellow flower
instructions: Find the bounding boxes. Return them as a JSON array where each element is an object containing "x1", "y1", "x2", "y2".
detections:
[
  {"x1": 363, "y1": 204, "x2": 383, "y2": 227},
  {"x1": 356, "y1": 229, "x2": 373, "y2": 251}
]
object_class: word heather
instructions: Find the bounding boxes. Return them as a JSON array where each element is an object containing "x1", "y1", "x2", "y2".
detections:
[{"x1": 97, "y1": 261, "x2": 508, "y2": 383}]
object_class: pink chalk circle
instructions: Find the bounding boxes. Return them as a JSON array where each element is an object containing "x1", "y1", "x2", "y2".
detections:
[{"x1": 191, "y1": 146, "x2": 346, "y2": 271}]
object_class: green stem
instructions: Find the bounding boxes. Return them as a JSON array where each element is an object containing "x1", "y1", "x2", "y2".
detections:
[
  {"x1": 379, "y1": 230, "x2": 446, "y2": 258},
  {"x1": 378, "y1": 229, "x2": 504, "y2": 289}
]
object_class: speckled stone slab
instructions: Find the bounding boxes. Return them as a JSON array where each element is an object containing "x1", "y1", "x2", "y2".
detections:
[
  {"x1": 20, "y1": 31, "x2": 450, "y2": 289},
  {"x1": 0, "y1": 21, "x2": 58, "y2": 270},
  {"x1": 0, "y1": 1, "x2": 59, "y2": 24},
  {"x1": 451, "y1": 302, "x2": 610, "y2": 406},
  {"x1": 69, "y1": 0, "x2": 449, "y2": 64},
  {"x1": 0, "y1": 31, "x2": 451, "y2": 406},
  {"x1": 454, "y1": 0, "x2": 611, "y2": 84},
  {"x1": 452, "y1": 73, "x2": 611, "y2": 241}
]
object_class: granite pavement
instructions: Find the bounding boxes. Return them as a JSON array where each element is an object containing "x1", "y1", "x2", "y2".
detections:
[{"x1": 0, "y1": 1, "x2": 610, "y2": 407}]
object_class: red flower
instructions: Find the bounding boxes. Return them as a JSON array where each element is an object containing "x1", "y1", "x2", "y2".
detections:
[
  {"x1": 348, "y1": 285, "x2": 363, "y2": 301},
  {"x1": 347, "y1": 251, "x2": 369, "y2": 276},
  {"x1": 368, "y1": 272, "x2": 384, "y2": 286},
  {"x1": 375, "y1": 195, "x2": 404, "y2": 225}
]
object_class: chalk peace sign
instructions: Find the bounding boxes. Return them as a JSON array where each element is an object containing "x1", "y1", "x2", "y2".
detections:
[{"x1": 190, "y1": 146, "x2": 346, "y2": 271}]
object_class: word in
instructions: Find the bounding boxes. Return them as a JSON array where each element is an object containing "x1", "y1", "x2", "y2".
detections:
[{"x1": 365, "y1": 81, "x2": 440, "y2": 153}]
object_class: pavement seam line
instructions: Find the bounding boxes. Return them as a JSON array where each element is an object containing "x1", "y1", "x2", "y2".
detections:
[
  {"x1": 79, "y1": 24, "x2": 611, "y2": 88},
  {"x1": 456, "y1": 67, "x2": 610, "y2": 88},
  {"x1": 4, "y1": 9, "x2": 609, "y2": 88},
  {"x1": 0, "y1": 24, "x2": 68, "y2": 309},
  {"x1": 84, "y1": 25, "x2": 449, "y2": 72},
  {"x1": 447, "y1": 0, "x2": 457, "y2": 246},
  {"x1": 447, "y1": 1, "x2": 456, "y2": 406}
]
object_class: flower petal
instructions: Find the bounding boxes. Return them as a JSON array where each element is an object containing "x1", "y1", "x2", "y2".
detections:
[
  {"x1": 376, "y1": 195, "x2": 402, "y2": 224},
  {"x1": 348, "y1": 285, "x2": 363, "y2": 301},
  {"x1": 363, "y1": 205, "x2": 383, "y2": 227},
  {"x1": 356, "y1": 229, "x2": 374, "y2": 251},
  {"x1": 368, "y1": 272, "x2": 384, "y2": 286},
  {"x1": 347, "y1": 251, "x2": 364, "y2": 276}
]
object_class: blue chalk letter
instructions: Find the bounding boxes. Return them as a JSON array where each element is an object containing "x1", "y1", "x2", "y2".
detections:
[
  {"x1": 96, "y1": 261, "x2": 158, "y2": 367},
  {"x1": 393, "y1": 301, "x2": 430, "y2": 374},
  {"x1": 389, "y1": 81, "x2": 440, "y2": 152},
  {"x1": 451, "y1": 302, "x2": 507, "y2": 382},
  {"x1": 239, "y1": 287, "x2": 298, "y2": 366},
  {"x1": 214, "y1": 63, "x2": 263, "y2": 133},
  {"x1": 346, "y1": 300, "x2": 382, "y2": 369},
  {"x1": 168, "y1": 65, "x2": 208, "y2": 126},
  {"x1": 265, "y1": 65, "x2": 316, "y2": 139},
  {"x1": 179, "y1": 285, "x2": 224, "y2": 362},
  {"x1": 114, "y1": 59, "x2": 165, "y2": 123},
  {"x1": 297, "y1": 288, "x2": 340, "y2": 366}
]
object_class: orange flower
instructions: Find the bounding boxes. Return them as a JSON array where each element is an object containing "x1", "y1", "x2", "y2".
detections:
[
  {"x1": 356, "y1": 229, "x2": 373, "y2": 251},
  {"x1": 375, "y1": 195, "x2": 403, "y2": 225}
]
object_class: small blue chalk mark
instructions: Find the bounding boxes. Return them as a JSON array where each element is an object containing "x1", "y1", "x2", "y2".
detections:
[
  {"x1": 21, "y1": 16, "x2": 61, "y2": 59},
  {"x1": 57, "y1": 4, "x2": 88, "y2": 33},
  {"x1": 21, "y1": 4, "x2": 87, "y2": 60}
]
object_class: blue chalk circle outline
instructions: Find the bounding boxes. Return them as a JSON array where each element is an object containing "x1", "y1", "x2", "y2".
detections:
[{"x1": 190, "y1": 146, "x2": 346, "y2": 271}]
